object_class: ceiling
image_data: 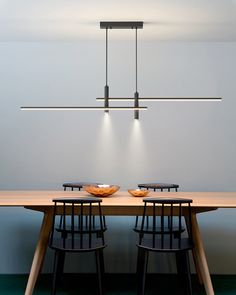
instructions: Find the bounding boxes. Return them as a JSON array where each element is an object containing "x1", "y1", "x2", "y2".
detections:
[{"x1": 0, "y1": 0, "x2": 236, "y2": 42}]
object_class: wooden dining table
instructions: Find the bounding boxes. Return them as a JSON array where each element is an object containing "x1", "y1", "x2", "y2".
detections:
[{"x1": 0, "y1": 191, "x2": 236, "y2": 295}]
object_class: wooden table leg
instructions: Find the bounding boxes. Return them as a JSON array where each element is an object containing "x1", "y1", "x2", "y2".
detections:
[
  {"x1": 192, "y1": 246, "x2": 204, "y2": 284},
  {"x1": 25, "y1": 209, "x2": 53, "y2": 295},
  {"x1": 185, "y1": 216, "x2": 203, "y2": 285},
  {"x1": 191, "y1": 212, "x2": 214, "y2": 295}
]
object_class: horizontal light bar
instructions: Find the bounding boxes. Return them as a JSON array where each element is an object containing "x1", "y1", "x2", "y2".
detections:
[
  {"x1": 20, "y1": 106, "x2": 147, "y2": 111},
  {"x1": 97, "y1": 97, "x2": 222, "y2": 102}
]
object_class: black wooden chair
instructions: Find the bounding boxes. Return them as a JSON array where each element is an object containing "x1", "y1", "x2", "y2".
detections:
[
  {"x1": 135, "y1": 197, "x2": 193, "y2": 295},
  {"x1": 49, "y1": 197, "x2": 107, "y2": 295}
]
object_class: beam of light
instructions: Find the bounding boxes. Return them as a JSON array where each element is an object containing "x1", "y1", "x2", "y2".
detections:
[
  {"x1": 90, "y1": 112, "x2": 117, "y2": 183},
  {"x1": 104, "y1": 112, "x2": 109, "y2": 120},
  {"x1": 125, "y1": 119, "x2": 150, "y2": 185}
]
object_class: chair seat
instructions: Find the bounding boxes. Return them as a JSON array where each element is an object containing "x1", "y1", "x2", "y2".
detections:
[
  {"x1": 50, "y1": 237, "x2": 106, "y2": 252},
  {"x1": 138, "y1": 237, "x2": 193, "y2": 252}
]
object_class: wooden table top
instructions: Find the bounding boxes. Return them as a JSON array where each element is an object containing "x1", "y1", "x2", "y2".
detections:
[{"x1": 0, "y1": 191, "x2": 236, "y2": 208}]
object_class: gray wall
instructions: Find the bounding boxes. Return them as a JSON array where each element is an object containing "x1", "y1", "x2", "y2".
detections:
[{"x1": 0, "y1": 41, "x2": 236, "y2": 274}]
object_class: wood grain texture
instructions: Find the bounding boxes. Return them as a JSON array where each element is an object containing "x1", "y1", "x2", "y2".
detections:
[{"x1": 0, "y1": 191, "x2": 236, "y2": 208}]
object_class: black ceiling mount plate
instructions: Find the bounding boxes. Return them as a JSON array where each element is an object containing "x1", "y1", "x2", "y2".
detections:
[{"x1": 100, "y1": 21, "x2": 143, "y2": 29}]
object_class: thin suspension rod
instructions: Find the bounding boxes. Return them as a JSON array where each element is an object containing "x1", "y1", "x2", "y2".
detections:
[
  {"x1": 106, "y1": 28, "x2": 108, "y2": 86},
  {"x1": 135, "y1": 27, "x2": 138, "y2": 92},
  {"x1": 134, "y1": 27, "x2": 139, "y2": 119},
  {"x1": 104, "y1": 28, "x2": 109, "y2": 112}
]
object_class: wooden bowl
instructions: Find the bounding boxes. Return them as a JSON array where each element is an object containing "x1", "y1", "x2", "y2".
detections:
[
  {"x1": 128, "y1": 189, "x2": 149, "y2": 197},
  {"x1": 84, "y1": 184, "x2": 120, "y2": 197}
]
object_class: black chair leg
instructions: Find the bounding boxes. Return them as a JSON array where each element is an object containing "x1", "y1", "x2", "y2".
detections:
[
  {"x1": 176, "y1": 252, "x2": 185, "y2": 294},
  {"x1": 57, "y1": 251, "x2": 65, "y2": 281},
  {"x1": 99, "y1": 250, "x2": 105, "y2": 277},
  {"x1": 137, "y1": 248, "x2": 149, "y2": 295},
  {"x1": 95, "y1": 250, "x2": 103, "y2": 295},
  {"x1": 184, "y1": 251, "x2": 192, "y2": 295},
  {"x1": 176, "y1": 251, "x2": 192, "y2": 295},
  {"x1": 135, "y1": 216, "x2": 139, "y2": 228},
  {"x1": 51, "y1": 250, "x2": 65, "y2": 295}
]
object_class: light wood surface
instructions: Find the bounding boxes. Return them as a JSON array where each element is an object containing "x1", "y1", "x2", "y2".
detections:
[
  {"x1": 0, "y1": 190, "x2": 236, "y2": 208},
  {"x1": 1, "y1": 190, "x2": 234, "y2": 295}
]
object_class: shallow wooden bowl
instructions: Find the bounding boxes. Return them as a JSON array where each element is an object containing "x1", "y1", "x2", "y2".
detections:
[
  {"x1": 84, "y1": 184, "x2": 120, "y2": 197},
  {"x1": 128, "y1": 189, "x2": 149, "y2": 197}
]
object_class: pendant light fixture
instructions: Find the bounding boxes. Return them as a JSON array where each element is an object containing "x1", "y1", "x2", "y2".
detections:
[
  {"x1": 99, "y1": 21, "x2": 144, "y2": 119},
  {"x1": 21, "y1": 21, "x2": 222, "y2": 119},
  {"x1": 20, "y1": 21, "x2": 147, "y2": 114},
  {"x1": 97, "y1": 21, "x2": 222, "y2": 119}
]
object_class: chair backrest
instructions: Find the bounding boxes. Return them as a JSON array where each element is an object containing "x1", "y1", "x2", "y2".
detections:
[
  {"x1": 138, "y1": 198, "x2": 193, "y2": 251},
  {"x1": 63, "y1": 182, "x2": 101, "y2": 191},
  {"x1": 138, "y1": 183, "x2": 179, "y2": 192},
  {"x1": 49, "y1": 197, "x2": 106, "y2": 251}
]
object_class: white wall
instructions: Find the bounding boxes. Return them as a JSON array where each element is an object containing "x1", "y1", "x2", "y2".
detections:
[{"x1": 0, "y1": 40, "x2": 236, "y2": 274}]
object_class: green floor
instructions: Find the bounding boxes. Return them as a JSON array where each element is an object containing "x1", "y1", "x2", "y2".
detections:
[{"x1": 0, "y1": 274, "x2": 235, "y2": 295}]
